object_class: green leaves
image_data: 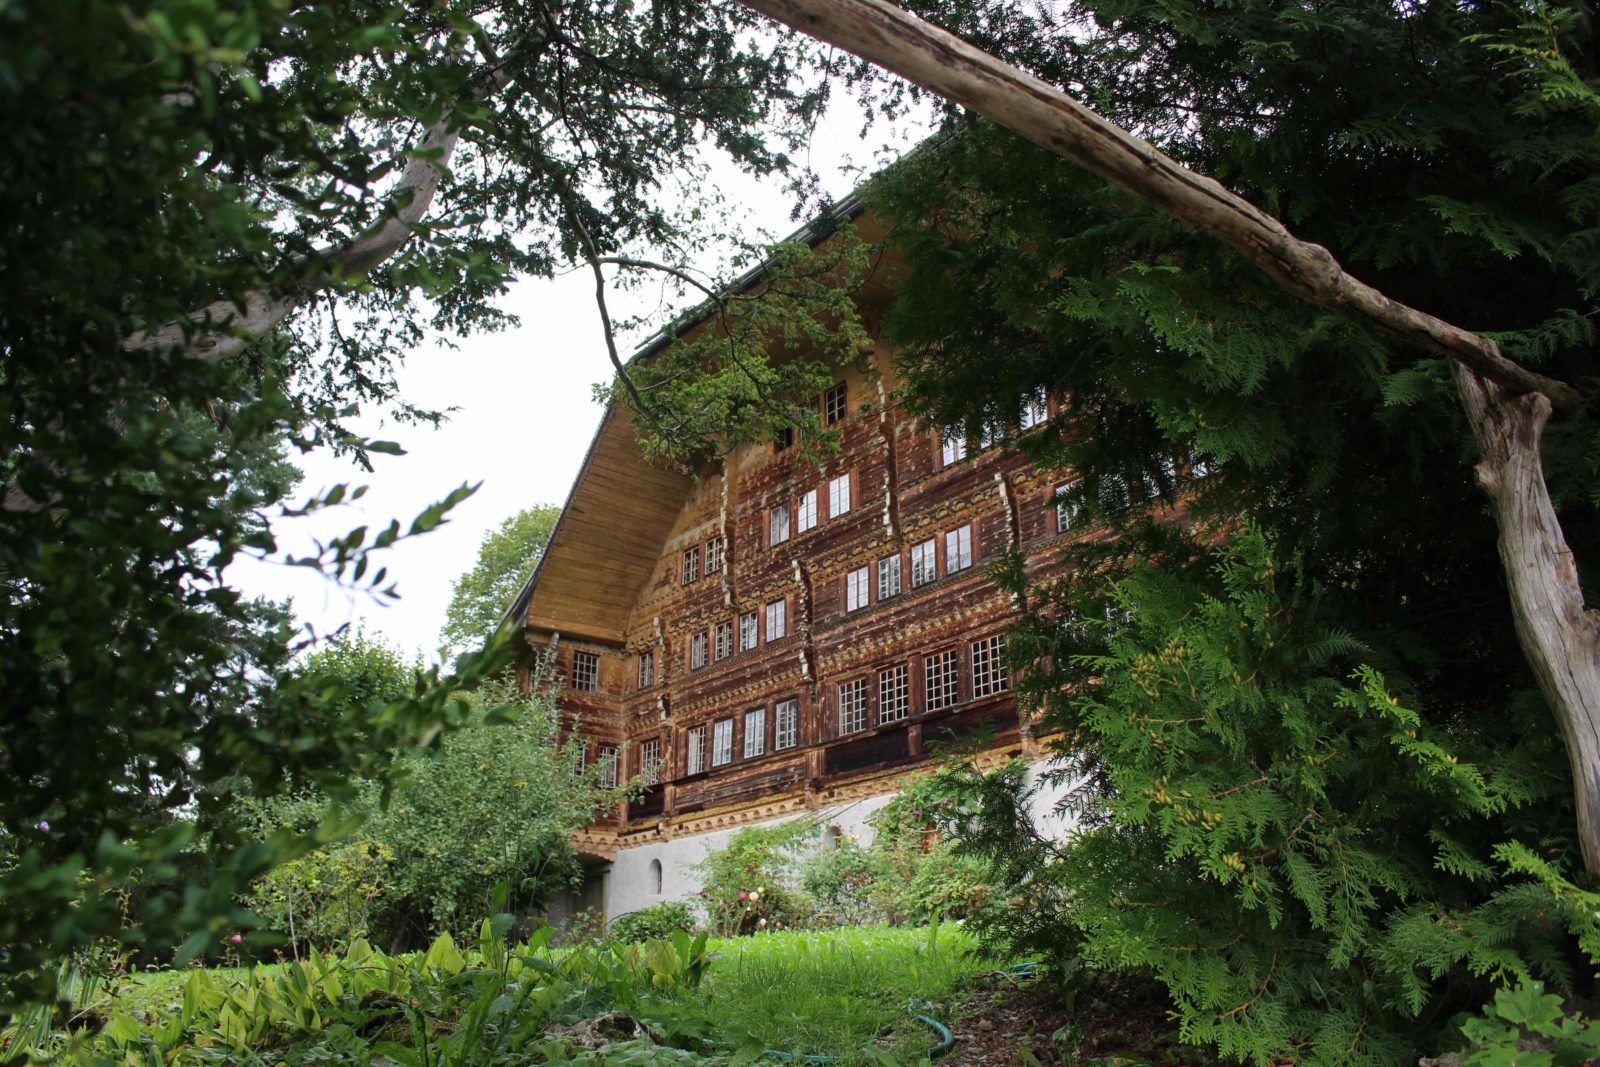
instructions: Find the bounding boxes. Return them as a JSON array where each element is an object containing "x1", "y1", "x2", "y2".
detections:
[{"x1": 1459, "y1": 979, "x2": 1600, "y2": 1067}]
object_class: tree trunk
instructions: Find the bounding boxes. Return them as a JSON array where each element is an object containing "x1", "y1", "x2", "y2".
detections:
[{"x1": 1453, "y1": 364, "x2": 1600, "y2": 871}]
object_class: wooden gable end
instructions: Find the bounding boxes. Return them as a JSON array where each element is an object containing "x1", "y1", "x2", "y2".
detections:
[{"x1": 523, "y1": 403, "x2": 693, "y2": 644}]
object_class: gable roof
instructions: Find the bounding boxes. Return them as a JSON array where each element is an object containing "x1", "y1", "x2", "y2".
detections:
[{"x1": 500, "y1": 194, "x2": 868, "y2": 646}]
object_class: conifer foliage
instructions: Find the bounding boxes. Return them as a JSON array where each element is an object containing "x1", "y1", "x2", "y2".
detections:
[{"x1": 867, "y1": 0, "x2": 1600, "y2": 1061}]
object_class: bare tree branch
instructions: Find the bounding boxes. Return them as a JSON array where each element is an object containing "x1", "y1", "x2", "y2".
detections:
[
  {"x1": 121, "y1": 118, "x2": 464, "y2": 365},
  {"x1": 737, "y1": 0, "x2": 1583, "y2": 413}
]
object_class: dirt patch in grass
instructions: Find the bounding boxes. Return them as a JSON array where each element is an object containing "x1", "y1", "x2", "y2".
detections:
[{"x1": 942, "y1": 968, "x2": 1212, "y2": 1065}]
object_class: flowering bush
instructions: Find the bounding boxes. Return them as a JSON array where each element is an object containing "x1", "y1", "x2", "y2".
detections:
[{"x1": 695, "y1": 823, "x2": 813, "y2": 936}]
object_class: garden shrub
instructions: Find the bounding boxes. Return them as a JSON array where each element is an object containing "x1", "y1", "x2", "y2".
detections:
[
  {"x1": 944, "y1": 530, "x2": 1599, "y2": 1065},
  {"x1": 609, "y1": 901, "x2": 697, "y2": 943},
  {"x1": 696, "y1": 822, "x2": 814, "y2": 936},
  {"x1": 799, "y1": 839, "x2": 891, "y2": 927}
]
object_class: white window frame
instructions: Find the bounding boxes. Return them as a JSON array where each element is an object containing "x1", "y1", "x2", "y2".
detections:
[
  {"x1": 571, "y1": 650, "x2": 600, "y2": 692},
  {"x1": 682, "y1": 545, "x2": 700, "y2": 585},
  {"x1": 711, "y1": 718, "x2": 734, "y2": 767},
  {"x1": 940, "y1": 432, "x2": 967, "y2": 466},
  {"x1": 877, "y1": 555, "x2": 901, "y2": 599},
  {"x1": 878, "y1": 664, "x2": 909, "y2": 723},
  {"x1": 824, "y1": 381, "x2": 848, "y2": 425},
  {"x1": 770, "y1": 503, "x2": 791, "y2": 546},
  {"x1": 828, "y1": 473, "x2": 851, "y2": 518},
  {"x1": 714, "y1": 620, "x2": 733, "y2": 662},
  {"x1": 597, "y1": 746, "x2": 618, "y2": 789},
  {"x1": 686, "y1": 726, "x2": 706, "y2": 776},
  {"x1": 925, "y1": 650, "x2": 960, "y2": 711},
  {"x1": 1054, "y1": 481, "x2": 1082, "y2": 535},
  {"x1": 774, "y1": 698, "x2": 799, "y2": 750},
  {"x1": 706, "y1": 536, "x2": 725, "y2": 574},
  {"x1": 910, "y1": 538, "x2": 938, "y2": 588},
  {"x1": 945, "y1": 524, "x2": 973, "y2": 574},
  {"x1": 1020, "y1": 391, "x2": 1049, "y2": 430},
  {"x1": 838, "y1": 678, "x2": 869, "y2": 735},
  {"x1": 978, "y1": 420, "x2": 1005, "y2": 449},
  {"x1": 637, "y1": 650, "x2": 654, "y2": 689},
  {"x1": 765, "y1": 598, "x2": 787, "y2": 641},
  {"x1": 739, "y1": 611, "x2": 759, "y2": 652},
  {"x1": 690, "y1": 631, "x2": 708, "y2": 670},
  {"x1": 796, "y1": 489, "x2": 818, "y2": 533},
  {"x1": 744, "y1": 707, "x2": 766, "y2": 758},
  {"x1": 972, "y1": 635, "x2": 1009, "y2": 698},
  {"x1": 846, "y1": 565, "x2": 870, "y2": 612},
  {"x1": 640, "y1": 738, "x2": 662, "y2": 786}
]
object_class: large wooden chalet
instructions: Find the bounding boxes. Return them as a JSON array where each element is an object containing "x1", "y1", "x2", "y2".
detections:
[{"x1": 504, "y1": 208, "x2": 1082, "y2": 920}]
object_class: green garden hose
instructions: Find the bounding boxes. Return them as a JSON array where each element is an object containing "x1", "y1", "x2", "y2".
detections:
[
  {"x1": 761, "y1": 1001, "x2": 953, "y2": 1063},
  {"x1": 760, "y1": 961, "x2": 1038, "y2": 1063}
]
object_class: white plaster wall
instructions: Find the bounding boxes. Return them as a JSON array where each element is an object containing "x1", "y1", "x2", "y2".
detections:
[{"x1": 604, "y1": 759, "x2": 1080, "y2": 923}]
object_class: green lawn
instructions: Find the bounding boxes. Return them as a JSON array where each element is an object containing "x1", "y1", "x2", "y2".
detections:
[
  {"x1": 63, "y1": 923, "x2": 998, "y2": 1065},
  {"x1": 694, "y1": 924, "x2": 989, "y2": 1061}
]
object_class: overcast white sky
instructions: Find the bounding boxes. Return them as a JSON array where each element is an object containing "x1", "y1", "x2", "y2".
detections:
[{"x1": 227, "y1": 108, "x2": 933, "y2": 661}]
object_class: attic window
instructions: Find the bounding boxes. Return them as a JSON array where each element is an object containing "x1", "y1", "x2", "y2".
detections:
[
  {"x1": 824, "y1": 381, "x2": 848, "y2": 425},
  {"x1": 571, "y1": 650, "x2": 600, "y2": 692}
]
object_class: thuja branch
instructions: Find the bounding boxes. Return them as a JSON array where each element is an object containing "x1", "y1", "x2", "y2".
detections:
[{"x1": 737, "y1": 0, "x2": 1583, "y2": 413}]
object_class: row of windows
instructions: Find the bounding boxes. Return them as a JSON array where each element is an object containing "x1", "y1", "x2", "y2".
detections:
[
  {"x1": 842, "y1": 523, "x2": 973, "y2": 615},
  {"x1": 771, "y1": 471, "x2": 851, "y2": 547},
  {"x1": 672, "y1": 637, "x2": 1008, "y2": 777},
  {"x1": 834, "y1": 636, "x2": 1006, "y2": 735},
  {"x1": 681, "y1": 534, "x2": 725, "y2": 586},
  {"x1": 773, "y1": 381, "x2": 850, "y2": 454},
  {"x1": 939, "y1": 392, "x2": 1051, "y2": 467},
  {"x1": 685, "y1": 697, "x2": 801, "y2": 774},
  {"x1": 679, "y1": 598, "x2": 788, "y2": 677}
]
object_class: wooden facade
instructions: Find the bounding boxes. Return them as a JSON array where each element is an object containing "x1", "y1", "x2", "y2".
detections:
[{"x1": 510, "y1": 223, "x2": 1082, "y2": 860}]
